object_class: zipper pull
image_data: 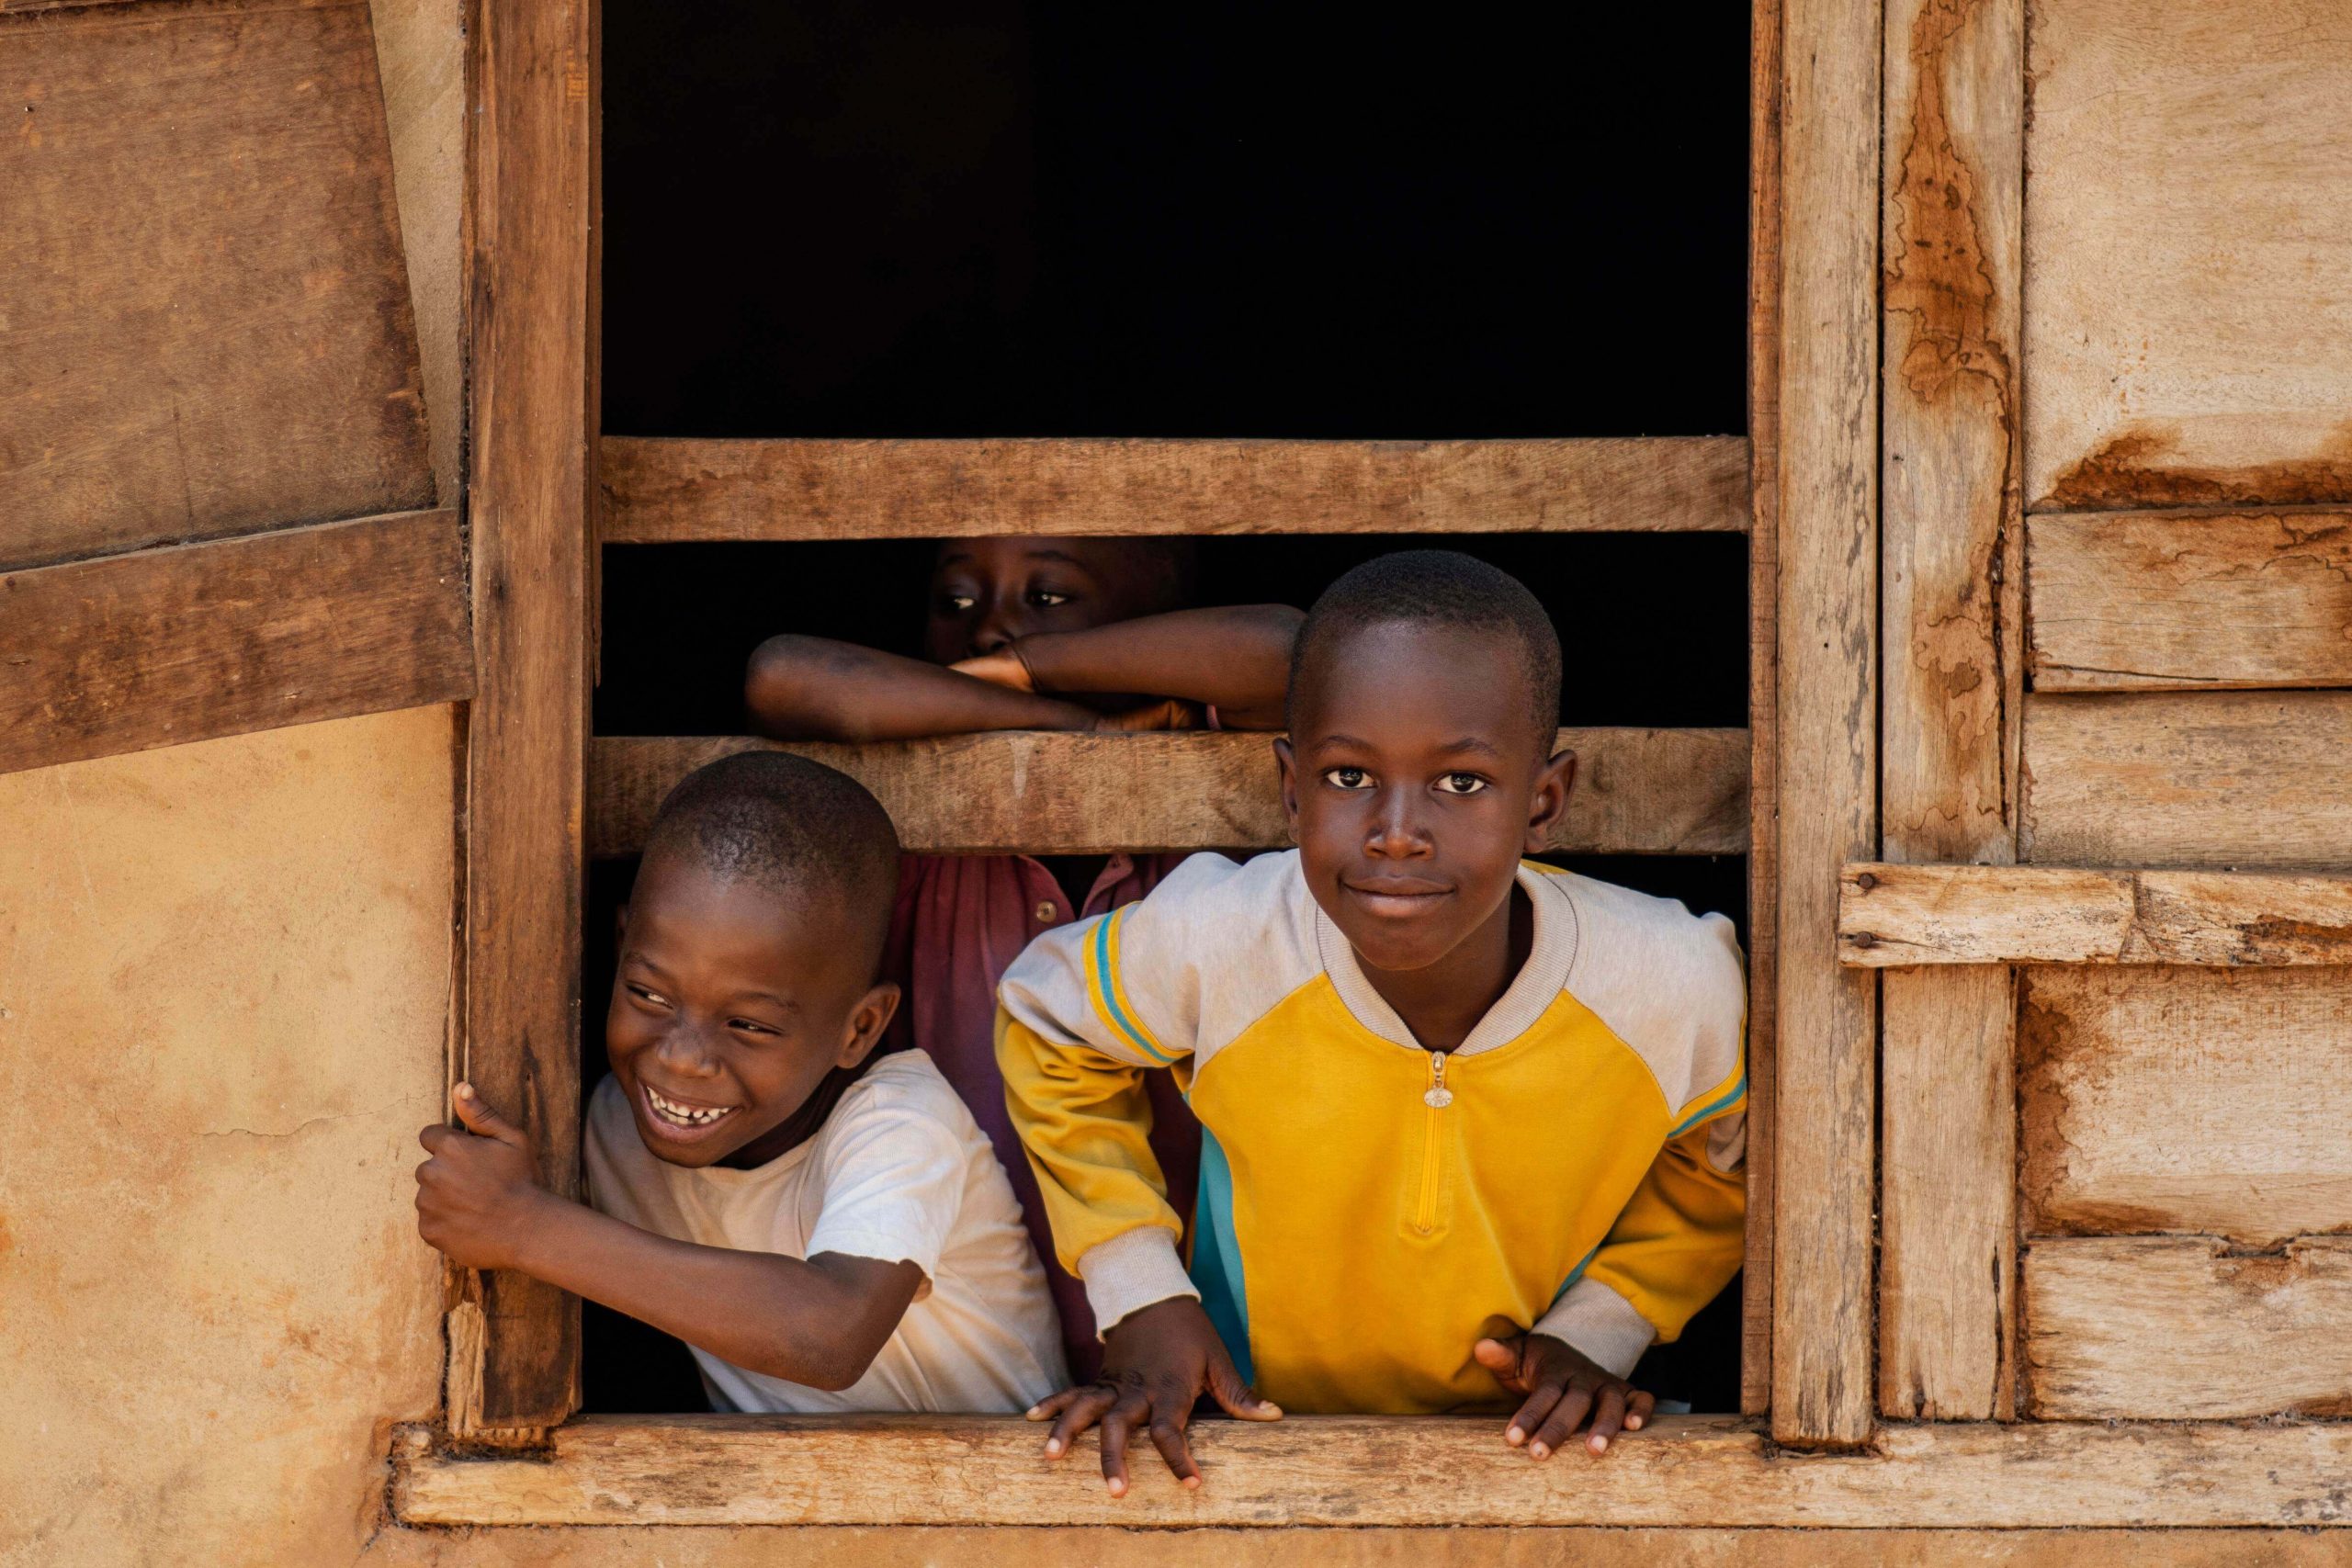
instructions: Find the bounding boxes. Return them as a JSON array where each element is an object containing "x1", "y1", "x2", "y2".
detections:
[{"x1": 1423, "y1": 1050, "x2": 1453, "y2": 1109}]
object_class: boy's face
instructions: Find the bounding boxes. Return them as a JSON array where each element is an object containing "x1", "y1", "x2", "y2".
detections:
[
  {"x1": 1277, "y1": 621, "x2": 1573, "y2": 976},
  {"x1": 923, "y1": 536, "x2": 1182, "y2": 663},
  {"x1": 605, "y1": 851, "x2": 897, "y2": 1169}
]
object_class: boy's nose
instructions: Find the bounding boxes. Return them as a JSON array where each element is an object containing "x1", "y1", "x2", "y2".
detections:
[
  {"x1": 1365, "y1": 792, "x2": 1432, "y2": 857},
  {"x1": 652, "y1": 1028, "x2": 724, "y2": 1077}
]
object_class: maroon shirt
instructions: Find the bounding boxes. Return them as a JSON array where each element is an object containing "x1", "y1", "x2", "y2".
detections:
[{"x1": 882, "y1": 852, "x2": 1203, "y2": 1381}]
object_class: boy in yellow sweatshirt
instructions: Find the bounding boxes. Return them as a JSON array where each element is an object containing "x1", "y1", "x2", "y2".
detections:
[{"x1": 996, "y1": 550, "x2": 1747, "y2": 1494}]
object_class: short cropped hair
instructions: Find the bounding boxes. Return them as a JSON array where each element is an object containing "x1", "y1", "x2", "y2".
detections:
[
  {"x1": 1286, "y1": 550, "x2": 1562, "y2": 744},
  {"x1": 643, "y1": 750, "x2": 900, "y2": 976}
]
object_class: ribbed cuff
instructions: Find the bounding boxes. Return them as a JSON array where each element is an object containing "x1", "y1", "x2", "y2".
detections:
[
  {"x1": 1075, "y1": 1225, "x2": 1198, "y2": 1337},
  {"x1": 1533, "y1": 1278, "x2": 1657, "y2": 1379}
]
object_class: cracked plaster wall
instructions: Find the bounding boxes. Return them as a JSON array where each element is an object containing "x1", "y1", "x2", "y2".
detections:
[{"x1": 0, "y1": 707, "x2": 454, "y2": 1566}]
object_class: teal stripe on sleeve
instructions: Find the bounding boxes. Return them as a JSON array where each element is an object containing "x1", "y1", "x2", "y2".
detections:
[
  {"x1": 1091, "y1": 910, "x2": 1177, "y2": 1065},
  {"x1": 1669, "y1": 1074, "x2": 1747, "y2": 1138}
]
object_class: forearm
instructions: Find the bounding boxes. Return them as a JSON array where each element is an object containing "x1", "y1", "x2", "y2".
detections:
[
  {"x1": 745, "y1": 634, "x2": 1099, "y2": 741},
  {"x1": 1012, "y1": 606, "x2": 1303, "y2": 729},
  {"x1": 512, "y1": 1195, "x2": 917, "y2": 1390}
]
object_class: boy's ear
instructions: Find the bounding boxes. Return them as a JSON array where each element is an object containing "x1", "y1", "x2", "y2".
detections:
[
  {"x1": 834, "y1": 981, "x2": 902, "y2": 1070},
  {"x1": 1273, "y1": 738, "x2": 1302, "y2": 840},
  {"x1": 1522, "y1": 747, "x2": 1577, "y2": 852}
]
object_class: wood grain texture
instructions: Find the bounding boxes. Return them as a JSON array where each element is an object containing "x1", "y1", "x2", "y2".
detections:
[
  {"x1": 2019, "y1": 966, "x2": 2352, "y2": 1246},
  {"x1": 458, "y1": 0, "x2": 593, "y2": 1435},
  {"x1": 2023, "y1": 0, "x2": 2352, "y2": 511},
  {"x1": 368, "y1": 0, "x2": 466, "y2": 502},
  {"x1": 0, "y1": 510, "x2": 469, "y2": 773},
  {"x1": 1740, "y1": 0, "x2": 1784, "y2": 1419},
  {"x1": 389, "y1": 1413, "x2": 2352, "y2": 1529},
  {"x1": 1769, "y1": 0, "x2": 1880, "y2": 1450},
  {"x1": 2028, "y1": 509, "x2": 2352, "y2": 692},
  {"x1": 2023, "y1": 1235, "x2": 2352, "y2": 1419},
  {"x1": 1839, "y1": 863, "x2": 2352, "y2": 966},
  {"x1": 1876, "y1": 0, "x2": 2024, "y2": 1424},
  {"x1": 0, "y1": 0, "x2": 435, "y2": 572},
  {"x1": 2021, "y1": 691, "x2": 2352, "y2": 869},
  {"x1": 596, "y1": 435, "x2": 1752, "y2": 542},
  {"x1": 589, "y1": 729, "x2": 1751, "y2": 860}
]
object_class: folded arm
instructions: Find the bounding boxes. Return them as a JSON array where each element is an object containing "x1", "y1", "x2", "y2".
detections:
[
  {"x1": 1012, "y1": 605, "x2": 1303, "y2": 730},
  {"x1": 745, "y1": 633, "x2": 1101, "y2": 741}
]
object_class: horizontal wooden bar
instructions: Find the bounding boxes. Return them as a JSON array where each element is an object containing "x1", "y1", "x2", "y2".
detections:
[
  {"x1": 597, "y1": 435, "x2": 1752, "y2": 543},
  {"x1": 389, "y1": 1413, "x2": 2352, "y2": 1529},
  {"x1": 590, "y1": 728, "x2": 1750, "y2": 859},
  {"x1": 2028, "y1": 508, "x2": 2352, "y2": 692},
  {"x1": 2021, "y1": 691, "x2": 2352, "y2": 870},
  {"x1": 2019, "y1": 966, "x2": 2352, "y2": 1247},
  {"x1": 1838, "y1": 862, "x2": 2352, "y2": 966},
  {"x1": 0, "y1": 509, "x2": 471, "y2": 774},
  {"x1": 2023, "y1": 1235, "x2": 2352, "y2": 1420}
]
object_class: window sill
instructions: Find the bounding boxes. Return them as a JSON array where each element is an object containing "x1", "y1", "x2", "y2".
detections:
[{"x1": 390, "y1": 1413, "x2": 2352, "y2": 1529}]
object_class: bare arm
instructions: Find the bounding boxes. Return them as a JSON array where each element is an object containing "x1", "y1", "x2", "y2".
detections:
[
  {"x1": 515, "y1": 1197, "x2": 922, "y2": 1391},
  {"x1": 1011, "y1": 605, "x2": 1304, "y2": 730},
  {"x1": 745, "y1": 633, "x2": 1100, "y2": 741},
  {"x1": 416, "y1": 1088, "x2": 920, "y2": 1391}
]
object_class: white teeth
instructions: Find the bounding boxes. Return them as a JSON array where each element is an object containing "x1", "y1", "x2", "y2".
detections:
[{"x1": 647, "y1": 1086, "x2": 733, "y2": 1128}]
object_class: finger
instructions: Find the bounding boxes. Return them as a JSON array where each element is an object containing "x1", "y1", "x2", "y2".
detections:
[
  {"x1": 1528, "y1": 1386, "x2": 1594, "y2": 1461},
  {"x1": 1471, "y1": 1335, "x2": 1526, "y2": 1390},
  {"x1": 451, "y1": 1084, "x2": 527, "y2": 1146},
  {"x1": 1586, "y1": 1385, "x2": 1629, "y2": 1455},
  {"x1": 1625, "y1": 1388, "x2": 1657, "y2": 1433},
  {"x1": 1145, "y1": 1406, "x2": 1201, "y2": 1491},
  {"x1": 418, "y1": 1124, "x2": 448, "y2": 1154},
  {"x1": 1204, "y1": 1349, "x2": 1283, "y2": 1421},
  {"x1": 1025, "y1": 1386, "x2": 1084, "y2": 1423},
  {"x1": 1043, "y1": 1385, "x2": 1117, "y2": 1459},
  {"x1": 1504, "y1": 1380, "x2": 1565, "y2": 1449},
  {"x1": 1099, "y1": 1391, "x2": 1150, "y2": 1497}
]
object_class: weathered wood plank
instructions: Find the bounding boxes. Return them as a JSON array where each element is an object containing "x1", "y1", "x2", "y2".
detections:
[
  {"x1": 1740, "y1": 0, "x2": 1784, "y2": 1419},
  {"x1": 1876, "y1": 0, "x2": 2025, "y2": 1424},
  {"x1": 2024, "y1": 0, "x2": 2352, "y2": 512},
  {"x1": 457, "y1": 0, "x2": 593, "y2": 1436},
  {"x1": 1839, "y1": 863, "x2": 2352, "y2": 967},
  {"x1": 596, "y1": 435, "x2": 1752, "y2": 542},
  {"x1": 2019, "y1": 966, "x2": 2352, "y2": 1246},
  {"x1": 2023, "y1": 1235, "x2": 2352, "y2": 1419},
  {"x1": 0, "y1": 510, "x2": 469, "y2": 774},
  {"x1": 589, "y1": 729, "x2": 1750, "y2": 860},
  {"x1": 2021, "y1": 691, "x2": 2352, "y2": 870},
  {"x1": 2028, "y1": 509, "x2": 2352, "y2": 692},
  {"x1": 389, "y1": 1413, "x2": 2352, "y2": 1529},
  {"x1": 0, "y1": 0, "x2": 435, "y2": 572},
  {"x1": 1769, "y1": 0, "x2": 1880, "y2": 1450}
]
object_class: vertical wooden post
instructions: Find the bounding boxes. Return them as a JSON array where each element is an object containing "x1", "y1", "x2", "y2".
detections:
[
  {"x1": 1877, "y1": 0, "x2": 2024, "y2": 1420},
  {"x1": 452, "y1": 0, "x2": 594, "y2": 1437},
  {"x1": 1741, "y1": 0, "x2": 1785, "y2": 1419},
  {"x1": 1770, "y1": 0, "x2": 1881, "y2": 1449}
]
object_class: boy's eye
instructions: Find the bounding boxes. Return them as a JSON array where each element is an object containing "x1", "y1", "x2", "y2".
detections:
[
  {"x1": 1026, "y1": 588, "x2": 1072, "y2": 608},
  {"x1": 1321, "y1": 766, "x2": 1374, "y2": 790},
  {"x1": 627, "y1": 983, "x2": 672, "y2": 1010},
  {"x1": 1435, "y1": 773, "x2": 1489, "y2": 795},
  {"x1": 728, "y1": 1017, "x2": 779, "y2": 1038},
  {"x1": 938, "y1": 592, "x2": 977, "y2": 614}
]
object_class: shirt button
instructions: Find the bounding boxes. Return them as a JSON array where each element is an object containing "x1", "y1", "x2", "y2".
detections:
[{"x1": 1035, "y1": 901, "x2": 1060, "y2": 923}]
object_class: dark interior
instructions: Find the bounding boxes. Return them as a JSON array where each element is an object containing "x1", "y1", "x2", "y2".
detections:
[{"x1": 590, "y1": 0, "x2": 1750, "y2": 1416}]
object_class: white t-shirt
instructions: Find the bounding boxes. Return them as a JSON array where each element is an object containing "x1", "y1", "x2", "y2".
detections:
[{"x1": 582, "y1": 1050, "x2": 1069, "y2": 1415}]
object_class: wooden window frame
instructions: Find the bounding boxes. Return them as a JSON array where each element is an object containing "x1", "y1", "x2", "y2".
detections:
[{"x1": 403, "y1": 0, "x2": 2352, "y2": 1534}]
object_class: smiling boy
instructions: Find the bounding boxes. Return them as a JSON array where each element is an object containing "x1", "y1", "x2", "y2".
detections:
[
  {"x1": 413, "y1": 751, "x2": 1066, "y2": 1413},
  {"x1": 996, "y1": 550, "x2": 1747, "y2": 1491}
]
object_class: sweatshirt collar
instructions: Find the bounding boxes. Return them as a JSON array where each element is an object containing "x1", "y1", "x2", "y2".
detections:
[{"x1": 1312, "y1": 862, "x2": 1581, "y2": 1056}]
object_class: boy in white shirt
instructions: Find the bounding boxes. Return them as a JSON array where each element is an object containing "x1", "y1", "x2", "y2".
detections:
[{"x1": 414, "y1": 750, "x2": 1067, "y2": 1413}]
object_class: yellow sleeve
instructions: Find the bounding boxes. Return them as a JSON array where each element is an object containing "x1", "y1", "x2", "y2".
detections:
[
  {"x1": 994, "y1": 1007, "x2": 1182, "y2": 1272},
  {"x1": 993, "y1": 904, "x2": 1195, "y2": 1276},
  {"x1": 1538, "y1": 1073, "x2": 1747, "y2": 1375}
]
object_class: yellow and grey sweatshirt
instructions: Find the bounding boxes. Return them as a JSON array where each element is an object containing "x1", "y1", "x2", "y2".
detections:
[{"x1": 995, "y1": 849, "x2": 1747, "y2": 1415}]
